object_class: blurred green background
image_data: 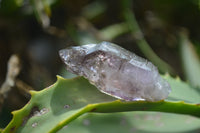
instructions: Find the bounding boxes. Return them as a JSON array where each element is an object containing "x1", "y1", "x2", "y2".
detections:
[{"x1": 0, "y1": 0, "x2": 200, "y2": 129}]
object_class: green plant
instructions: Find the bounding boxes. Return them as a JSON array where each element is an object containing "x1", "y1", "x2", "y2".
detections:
[
  {"x1": 2, "y1": 74, "x2": 200, "y2": 133},
  {"x1": 1, "y1": 0, "x2": 200, "y2": 132}
]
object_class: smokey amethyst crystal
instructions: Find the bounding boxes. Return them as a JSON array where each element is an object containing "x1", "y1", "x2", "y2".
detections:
[{"x1": 59, "y1": 42, "x2": 171, "y2": 101}]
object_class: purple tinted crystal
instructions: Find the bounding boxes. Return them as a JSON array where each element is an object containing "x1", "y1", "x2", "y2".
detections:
[{"x1": 59, "y1": 42, "x2": 171, "y2": 101}]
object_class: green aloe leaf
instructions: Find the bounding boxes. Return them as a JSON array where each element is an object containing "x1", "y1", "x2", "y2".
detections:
[
  {"x1": 180, "y1": 31, "x2": 200, "y2": 89},
  {"x1": 164, "y1": 74, "x2": 200, "y2": 103},
  {"x1": 59, "y1": 112, "x2": 200, "y2": 133},
  {"x1": 3, "y1": 76, "x2": 115, "y2": 133},
  {"x1": 3, "y1": 75, "x2": 200, "y2": 133}
]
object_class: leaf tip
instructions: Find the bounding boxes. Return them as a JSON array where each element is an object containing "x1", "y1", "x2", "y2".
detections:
[
  {"x1": 56, "y1": 75, "x2": 65, "y2": 81},
  {"x1": 30, "y1": 90, "x2": 38, "y2": 96},
  {"x1": 11, "y1": 110, "x2": 18, "y2": 116},
  {"x1": 162, "y1": 72, "x2": 170, "y2": 78},
  {"x1": 175, "y1": 76, "x2": 181, "y2": 81}
]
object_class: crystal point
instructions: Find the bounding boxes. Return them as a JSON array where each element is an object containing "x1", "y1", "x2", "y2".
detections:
[{"x1": 59, "y1": 42, "x2": 171, "y2": 101}]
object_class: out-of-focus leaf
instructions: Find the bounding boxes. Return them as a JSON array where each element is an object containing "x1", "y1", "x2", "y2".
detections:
[
  {"x1": 30, "y1": 0, "x2": 50, "y2": 28},
  {"x1": 30, "y1": 0, "x2": 57, "y2": 28},
  {"x1": 82, "y1": 1, "x2": 106, "y2": 20},
  {"x1": 0, "y1": 0, "x2": 23, "y2": 13},
  {"x1": 121, "y1": 0, "x2": 174, "y2": 74},
  {"x1": 198, "y1": 0, "x2": 200, "y2": 10},
  {"x1": 180, "y1": 31, "x2": 200, "y2": 89},
  {"x1": 99, "y1": 23, "x2": 129, "y2": 40}
]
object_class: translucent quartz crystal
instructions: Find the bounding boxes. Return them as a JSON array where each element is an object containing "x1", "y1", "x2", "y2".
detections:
[{"x1": 59, "y1": 42, "x2": 171, "y2": 101}]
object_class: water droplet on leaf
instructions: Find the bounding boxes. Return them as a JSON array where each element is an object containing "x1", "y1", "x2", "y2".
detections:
[
  {"x1": 40, "y1": 108, "x2": 49, "y2": 115},
  {"x1": 64, "y1": 104, "x2": 70, "y2": 109},
  {"x1": 83, "y1": 119, "x2": 90, "y2": 126},
  {"x1": 33, "y1": 108, "x2": 49, "y2": 117},
  {"x1": 31, "y1": 122, "x2": 38, "y2": 128}
]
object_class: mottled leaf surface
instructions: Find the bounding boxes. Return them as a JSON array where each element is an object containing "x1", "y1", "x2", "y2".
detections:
[
  {"x1": 3, "y1": 75, "x2": 200, "y2": 133},
  {"x1": 59, "y1": 112, "x2": 200, "y2": 133}
]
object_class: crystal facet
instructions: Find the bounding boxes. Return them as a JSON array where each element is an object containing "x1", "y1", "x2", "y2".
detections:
[{"x1": 59, "y1": 42, "x2": 171, "y2": 101}]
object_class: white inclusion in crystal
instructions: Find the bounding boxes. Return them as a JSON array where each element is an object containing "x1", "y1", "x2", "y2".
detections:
[{"x1": 59, "y1": 41, "x2": 171, "y2": 101}]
